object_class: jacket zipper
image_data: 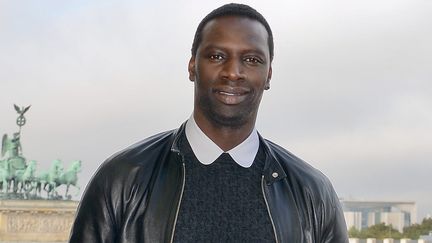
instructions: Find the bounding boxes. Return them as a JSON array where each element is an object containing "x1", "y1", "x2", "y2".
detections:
[
  {"x1": 170, "y1": 161, "x2": 186, "y2": 243},
  {"x1": 262, "y1": 175, "x2": 279, "y2": 243}
]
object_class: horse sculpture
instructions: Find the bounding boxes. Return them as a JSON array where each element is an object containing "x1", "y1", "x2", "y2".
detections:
[
  {"x1": 0, "y1": 159, "x2": 10, "y2": 193},
  {"x1": 0, "y1": 159, "x2": 14, "y2": 193},
  {"x1": 57, "y1": 160, "x2": 81, "y2": 199},
  {"x1": 15, "y1": 160, "x2": 37, "y2": 193},
  {"x1": 1, "y1": 157, "x2": 81, "y2": 199},
  {"x1": 35, "y1": 159, "x2": 63, "y2": 198}
]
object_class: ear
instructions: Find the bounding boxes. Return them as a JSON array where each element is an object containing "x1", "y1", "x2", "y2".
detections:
[
  {"x1": 265, "y1": 65, "x2": 272, "y2": 90},
  {"x1": 188, "y1": 57, "x2": 196, "y2": 82}
]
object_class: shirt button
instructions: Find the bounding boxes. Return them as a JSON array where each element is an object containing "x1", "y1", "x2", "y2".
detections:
[{"x1": 272, "y1": 172, "x2": 278, "y2": 178}]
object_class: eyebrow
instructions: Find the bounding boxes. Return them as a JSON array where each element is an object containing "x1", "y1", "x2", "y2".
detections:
[{"x1": 200, "y1": 44, "x2": 268, "y2": 58}]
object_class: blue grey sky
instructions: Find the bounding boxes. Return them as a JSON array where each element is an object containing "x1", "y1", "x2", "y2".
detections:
[{"x1": 1, "y1": 0, "x2": 431, "y2": 219}]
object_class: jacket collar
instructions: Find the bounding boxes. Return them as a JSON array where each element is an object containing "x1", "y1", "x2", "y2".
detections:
[
  {"x1": 170, "y1": 121, "x2": 287, "y2": 185},
  {"x1": 170, "y1": 121, "x2": 186, "y2": 154},
  {"x1": 258, "y1": 132, "x2": 287, "y2": 184}
]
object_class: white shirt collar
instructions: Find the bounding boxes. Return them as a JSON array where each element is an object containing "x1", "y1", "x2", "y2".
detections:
[{"x1": 185, "y1": 115, "x2": 259, "y2": 168}]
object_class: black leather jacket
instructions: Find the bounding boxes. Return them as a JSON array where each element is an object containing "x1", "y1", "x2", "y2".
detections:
[{"x1": 69, "y1": 123, "x2": 348, "y2": 243}]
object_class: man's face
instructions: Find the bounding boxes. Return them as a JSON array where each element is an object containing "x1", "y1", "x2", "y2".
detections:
[{"x1": 189, "y1": 16, "x2": 272, "y2": 128}]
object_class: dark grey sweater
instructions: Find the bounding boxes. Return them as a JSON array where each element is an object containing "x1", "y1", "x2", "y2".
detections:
[{"x1": 173, "y1": 133, "x2": 275, "y2": 243}]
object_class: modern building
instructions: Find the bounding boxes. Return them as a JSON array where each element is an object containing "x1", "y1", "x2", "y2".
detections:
[{"x1": 341, "y1": 200, "x2": 417, "y2": 232}]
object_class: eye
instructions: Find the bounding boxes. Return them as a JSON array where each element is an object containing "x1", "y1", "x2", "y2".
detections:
[
  {"x1": 209, "y1": 54, "x2": 224, "y2": 61},
  {"x1": 244, "y1": 57, "x2": 263, "y2": 64}
]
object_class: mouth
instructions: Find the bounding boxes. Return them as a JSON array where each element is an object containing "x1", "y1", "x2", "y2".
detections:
[
  {"x1": 214, "y1": 88, "x2": 249, "y2": 105},
  {"x1": 218, "y1": 91, "x2": 243, "y2": 96}
]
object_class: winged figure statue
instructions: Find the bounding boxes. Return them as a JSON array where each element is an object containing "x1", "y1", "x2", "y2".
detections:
[{"x1": 14, "y1": 104, "x2": 31, "y2": 116}]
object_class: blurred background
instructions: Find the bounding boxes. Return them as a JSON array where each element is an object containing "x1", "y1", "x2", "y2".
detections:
[{"x1": 1, "y1": 0, "x2": 431, "y2": 221}]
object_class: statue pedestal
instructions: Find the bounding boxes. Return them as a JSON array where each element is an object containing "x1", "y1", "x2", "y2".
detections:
[{"x1": 0, "y1": 200, "x2": 78, "y2": 242}]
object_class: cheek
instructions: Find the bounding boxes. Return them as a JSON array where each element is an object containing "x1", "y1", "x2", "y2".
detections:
[
  {"x1": 252, "y1": 76, "x2": 270, "y2": 90},
  {"x1": 250, "y1": 67, "x2": 270, "y2": 81},
  {"x1": 196, "y1": 67, "x2": 213, "y2": 80},
  {"x1": 194, "y1": 79, "x2": 211, "y2": 97}
]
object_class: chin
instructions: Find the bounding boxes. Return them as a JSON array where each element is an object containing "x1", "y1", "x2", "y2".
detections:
[
  {"x1": 197, "y1": 96, "x2": 258, "y2": 128},
  {"x1": 206, "y1": 110, "x2": 252, "y2": 128}
]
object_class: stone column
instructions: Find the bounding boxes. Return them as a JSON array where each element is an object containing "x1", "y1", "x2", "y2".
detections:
[
  {"x1": 400, "y1": 238, "x2": 413, "y2": 243},
  {"x1": 349, "y1": 238, "x2": 360, "y2": 243},
  {"x1": 383, "y1": 238, "x2": 394, "y2": 243}
]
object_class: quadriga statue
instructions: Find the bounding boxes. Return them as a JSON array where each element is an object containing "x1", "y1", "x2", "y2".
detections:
[{"x1": 1, "y1": 104, "x2": 82, "y2": 200}]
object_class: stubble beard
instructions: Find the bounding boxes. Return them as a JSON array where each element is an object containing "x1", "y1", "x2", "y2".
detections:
[{"x1": 197, "y1": 92, "x2": 260, "y2": 129}]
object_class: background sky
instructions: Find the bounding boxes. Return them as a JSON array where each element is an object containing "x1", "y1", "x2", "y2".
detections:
[{"x1": 1, "y1": 0, "x2": 431, "y2": 220}]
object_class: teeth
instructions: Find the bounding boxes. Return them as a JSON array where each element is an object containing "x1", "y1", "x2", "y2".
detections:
[{"x1": 219, "y1": 91, "x2": 238, "y2": 96}]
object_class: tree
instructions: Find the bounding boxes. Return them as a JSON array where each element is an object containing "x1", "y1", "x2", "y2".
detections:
[
  {"x1": 347, "y1": 217, "x2": 432, "y2": 239},
  {"x1": 403, "y1": 217, "x2": 432, "y2": 239},
  {"x1": 361, "y1": 223, "x2": 402, "y2": 239},
  {"x1": 348, "y1": 223, "x2": 401, "y2": 239},
  {"x1": 348, "y1": 226, "x2": 361, "y2": 238}
]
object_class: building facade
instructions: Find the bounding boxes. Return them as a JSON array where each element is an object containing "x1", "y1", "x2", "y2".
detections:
[{"x1": 341, "y1": 200, "x2": 417, "y2": 232}]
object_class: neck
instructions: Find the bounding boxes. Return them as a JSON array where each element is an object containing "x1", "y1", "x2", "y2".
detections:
[{"x1": 193, "y1": 112, "x2": 256, "y2": 151}]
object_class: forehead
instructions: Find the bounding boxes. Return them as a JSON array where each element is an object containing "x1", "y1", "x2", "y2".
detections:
[{"x1": 199, "y1": 16, "x2": 269, "y2": 52}]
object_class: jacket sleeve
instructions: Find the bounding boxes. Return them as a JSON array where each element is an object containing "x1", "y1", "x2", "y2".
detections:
[
  {"x1": 321, "y1": 187, "x2": 349, "y2": 243},
  {"x1": 69, "y1": 169, "x2": 117, "y2": 243}
]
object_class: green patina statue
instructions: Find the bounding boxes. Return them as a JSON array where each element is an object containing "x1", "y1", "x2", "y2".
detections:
[{"x1": 0, "y1": 104, "x2": 81, "y2": 200}]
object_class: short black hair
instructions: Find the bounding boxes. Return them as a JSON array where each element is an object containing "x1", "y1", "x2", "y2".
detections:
[{"x1": 191, "y1": 3, "x2": 274, "y2": 61}]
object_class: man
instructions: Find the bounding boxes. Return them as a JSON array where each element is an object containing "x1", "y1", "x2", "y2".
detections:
[{"x1": 69, "y1": 3, "x2": 348, "y2": 243}]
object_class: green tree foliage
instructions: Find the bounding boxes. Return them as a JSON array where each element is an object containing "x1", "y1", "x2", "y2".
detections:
[
  {"x1": 365, "y1": 223, "x2": 402, "y2": 239},
  {"x1": 348, "y1": 226, "x2": 361, "y2": 238},
  {"x1": 403, "y1": 218, "x2": 432, "y2": 239},
  {"x1": 348, "y1": 218, "x2": 432, "y2": 240},
  {"x1": 348, "y1": 223, "x2": 401, "y2": 239}
]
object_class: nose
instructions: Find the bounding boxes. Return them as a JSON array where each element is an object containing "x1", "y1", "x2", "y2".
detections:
[{"x1": 221, "y1": 59, "x2": 246, "y2": 81}]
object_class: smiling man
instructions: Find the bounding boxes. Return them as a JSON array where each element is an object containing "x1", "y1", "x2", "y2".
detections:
[{"x1": 69, "y1": 3, "x2": 348, "y2": 243}]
